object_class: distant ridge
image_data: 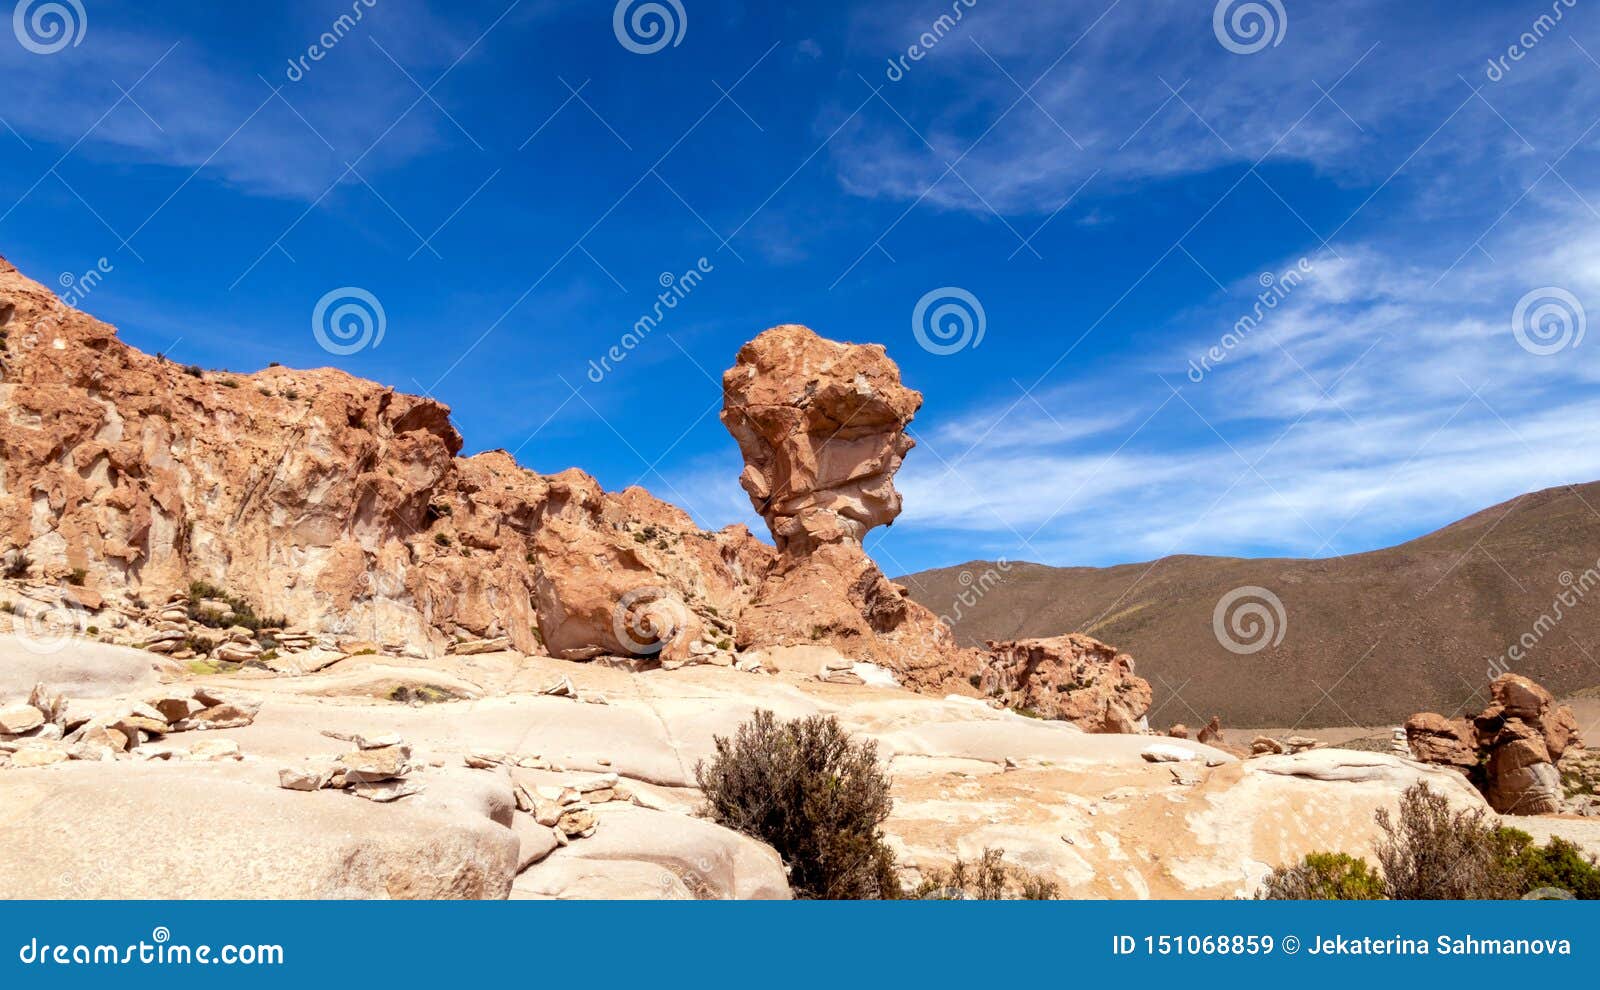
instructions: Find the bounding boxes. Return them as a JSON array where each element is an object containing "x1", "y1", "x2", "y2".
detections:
[{"x1": 899, "y1": 483, "x2": 1600, "y2": 726}]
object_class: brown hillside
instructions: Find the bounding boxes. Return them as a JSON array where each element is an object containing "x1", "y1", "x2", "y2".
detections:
[{"x1": 899, "y1": 483, "x2": 1600, "y2": 727}]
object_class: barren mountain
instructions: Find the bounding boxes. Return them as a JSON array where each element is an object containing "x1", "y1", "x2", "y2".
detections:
[{"x1": 901, "y1": 483, "x2": 1600, "y2": 727}]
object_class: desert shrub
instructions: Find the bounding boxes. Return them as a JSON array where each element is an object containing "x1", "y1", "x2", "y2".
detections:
[
  {"x1": 433, "y1": 533, "x2": 452, "y2": 548},
  {"x1": 1376, "y1": 783, "x2": 1524, "y2": 900},
  {"x1": 1499, "y1": 830, "x2": 1600, "y2": 899},
  {"x1": 388, "y1": 684, "x2": 463, "y2": 705},
  {"x1": 185, "y1": 580, "x2": 278, "y2": 633},
  {"x1": 2, "y1": 550, "x2": 31, "y2": 579},
  {"x1": 696, "y1": 710, "x2": 900, "y2": 900},
  {"x1": 1263, "y1": 783, "x2": 1598, "y2": 900},
  {"x1": 183, "y1": 365, "x2": 202, "y2": 378},
  {"x1": 67, "y1": 567, "x2": 86, "y2": 586},
  {"x1": 1259, "y1": 852, "x2": 1385, "y2": 900},
  {"x1": 916, "y1": 847, "x2": 1059, "y2": 900}
]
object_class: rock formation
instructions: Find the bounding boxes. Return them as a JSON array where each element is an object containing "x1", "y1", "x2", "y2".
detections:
[
  {"x1": 0, "y1": 255, "x2": 771, "y2": 662},
  {"x1": 977, "y1": 634, "x2": 1152, "y2": 732},
  {"x1": 0, "y1": 259, "x2": 977, "y2": 691},
  {"x1": 1406, "y1": 673, "x2": 1582, "y2": 815},
  {"x1": 720, "y1": 324, "x2": 921, "y2": 556},
  {"x1": 720, "y1": 325, "x2": 972, "y2": 692}
]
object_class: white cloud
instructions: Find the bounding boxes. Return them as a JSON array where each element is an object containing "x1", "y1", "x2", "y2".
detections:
[
  {"x1": 887, "y1": 211, "x2": 1600, "y2": 566},
  {"x1": 829, "y1": 0, "x2": 1597, "y2": 218},
  {"x1": 0, "y1": 3, "x2": 491, "y2": 200}
]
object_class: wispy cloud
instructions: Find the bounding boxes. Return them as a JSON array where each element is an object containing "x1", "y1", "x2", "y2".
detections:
[
  {"x1": 828, "y1": 0, "x2": 1592, "y2": 217},
  {"x1": 0, "y1": 3, "x2": 489, "y2": 200},
  {"x1": 890, "y1": 210, "x2": 1600, "y2": 565}
]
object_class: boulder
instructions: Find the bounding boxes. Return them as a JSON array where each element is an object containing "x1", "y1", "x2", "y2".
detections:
[
  {"x1": 0, "y1": 762, "x2": 518, "y2": 898},
  {"x1": 336, "y1": 744, "x2": 412, "y2": 783},
  {"x1": 1251, "y1": 735, "x2": 1285, "y2": 756},
  {"x1": 1142, "y1": 744, "x2": 1201, "y2": 763},
  {"x1": 1492, "y1": 674, "x2": 1553, "y2": 721},
  {"x1": 517, "y1": 803, "x2": 790, "y2": 900},
  {"x1": 1407, "y1": 674, "x2": 1581, "y2": 815},
  {"x1": 0, "y1": 703, "x2": 45, "y2": 736},
  {"x1": 1404, "y1": 712, "x2": 1476, "y2": 769},
  {"x1": 0, "y1": 636, "x2": 167, "y2": 699},
  {"x1": 978, "y1": 634, "x2": 1152, "y2": 733}
]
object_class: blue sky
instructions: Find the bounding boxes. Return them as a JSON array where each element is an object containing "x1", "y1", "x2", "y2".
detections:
[{"x1": 2, "y1": 0, "x2": 1598, "y2": 575}]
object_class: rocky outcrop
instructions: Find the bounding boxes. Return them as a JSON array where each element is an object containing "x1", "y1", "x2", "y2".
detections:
[
  {"x1": 721, "y1": 324, "x2": 922, "y2": 556},
  {"x1": 1406, "y1": 673, "x2": 1582, "y2": 815},
  {"x1": 978, "y1": 634, "x2": 1152, "y2": 733},
  {"x1": 1403, "y1": 712, "x2": 1477, "y2": 770},
  {"x1": 0, "y1": 257, "x2": 990, "y2": 699},
  {"x1": 0, "y1": 255, "x2": 769, "y2": 662},
  {"x1": 720, "y1": 325, "x2": 971, "y2": 692}
]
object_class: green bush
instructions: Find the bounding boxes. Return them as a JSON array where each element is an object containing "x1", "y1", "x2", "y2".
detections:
[
  {"x1": 1261, "y1": 783, "x2": 1600, "y2": 900},
  {"x1": 1260, "y1": 852, "x2": 1385, "y2": 900},
  {"x1": 185, "y1": 580, "x2": 283, "y2": 633},
  {"x1": 696, "y1": 710, "x2": 900, "y2": 900},
  {"x1": 1501, "y1": 831, "x2": 1600, "y2": 899}
]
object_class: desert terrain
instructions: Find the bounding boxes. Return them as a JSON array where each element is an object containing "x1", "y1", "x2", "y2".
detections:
[{"x1": 0, "y1": 252, "x2": 1595, "y2": 899}]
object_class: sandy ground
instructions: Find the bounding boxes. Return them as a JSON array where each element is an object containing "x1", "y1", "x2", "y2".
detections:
[{"x1": 5, "y1": 637, "x2": 1597, "y2": 898}]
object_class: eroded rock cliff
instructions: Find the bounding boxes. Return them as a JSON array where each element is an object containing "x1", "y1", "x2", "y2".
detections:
[{"x1": 0, "y1": 255, "x2": 768, "y2": 660}]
